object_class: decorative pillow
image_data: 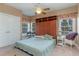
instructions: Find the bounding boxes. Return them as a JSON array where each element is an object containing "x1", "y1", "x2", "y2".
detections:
[
  {"x1": 44, "y1": 34, "x2": 53, "y2": 40},
  {"x1": 35, "y1": 36, "x2": 45, "y2": 39}
]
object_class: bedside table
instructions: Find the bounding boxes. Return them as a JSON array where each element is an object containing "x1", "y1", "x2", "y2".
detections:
[{"x1": 57, "y1": 35, "x2": 65, "y2": 47}]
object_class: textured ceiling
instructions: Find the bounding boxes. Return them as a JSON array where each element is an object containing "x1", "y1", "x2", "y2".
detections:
[{"x1": 6, "y1": 3, "x2": 77, "y2": 16}]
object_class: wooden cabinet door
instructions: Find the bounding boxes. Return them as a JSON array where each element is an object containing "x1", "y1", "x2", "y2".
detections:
[
  {"x1": 36, "y1": 16, "x2": 57, "y2": 38},
  {"x1": 36, "y1": 22, "x2": 40, "y2": 35},
  {"x1": 36, "y1": 22, "x2": 43, "y2": 35},
  {"x1": 49, "y1": 20, "x2": 56, "y2": 37}
]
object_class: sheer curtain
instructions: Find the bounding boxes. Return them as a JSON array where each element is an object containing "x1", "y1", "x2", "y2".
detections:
[{"x1": 77, "y1": 16, "x2": 79, "y2": 34}]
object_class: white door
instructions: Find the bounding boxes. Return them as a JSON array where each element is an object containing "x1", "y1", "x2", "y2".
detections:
[
  {"x1": 0, "y1": 13, "x2": 10, "y2": 47},
  {"x1": 0, "y1": 12, "x2": 21, "y2": 47},
  {"x1": 8, "y1": 15, "x2": 21, "y2": 44}
]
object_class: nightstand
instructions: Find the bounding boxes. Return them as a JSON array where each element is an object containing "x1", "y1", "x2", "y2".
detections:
[{"x1": 57, "y1": 35, "x2": 65, "y2": 47}]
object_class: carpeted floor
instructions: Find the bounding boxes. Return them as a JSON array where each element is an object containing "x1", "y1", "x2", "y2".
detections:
[{"x1": 0, "y1": 45, "x2": 79, "y2": 56}]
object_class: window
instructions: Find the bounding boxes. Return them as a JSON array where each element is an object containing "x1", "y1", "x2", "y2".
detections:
[
  {"x1": 22, "y1": 23, "x2": 28, "y2": 33},
  {"x1": 31, "y1": 22, "x2": 35, "y2": 32},
  {"x1": 22, "y1": 22, "x2": 31, "y2": 33},
  {"x1": 22, "y1": 22, "x2": 35, "y2": 33},
  {"x1": 61, "y1": 18, "x2": 73, "y2": 35},
  {"x1": 58, "y1": 18, "x2": 73, "y2": 35}
]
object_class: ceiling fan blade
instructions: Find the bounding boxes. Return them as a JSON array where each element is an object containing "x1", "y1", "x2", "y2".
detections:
[
  {"x1": 42, "y1": 11, "x2": 46, "y2": 14},
  {"x1": 35, "y1": 11, "x2": 46, "y2": 15}
]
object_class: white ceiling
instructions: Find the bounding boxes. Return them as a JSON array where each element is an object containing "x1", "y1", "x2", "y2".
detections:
[{"x1": 5, "y1": 3, "x2": 77, "y2": 16}]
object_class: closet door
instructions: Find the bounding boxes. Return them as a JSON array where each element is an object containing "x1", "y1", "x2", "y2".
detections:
[
  {"x1": 36, "y1": 22, "x2": 40, "y2": 35},
  {"x1": 8, "y1": 13, "x2": 20, "y2": 46},
  {"x1": 49, "y1": 20, "x2": 56, "y2": 37},
  {"x1": 7, "y1": 15, "x2": 21, "y2": 44},
  {"x1": 0, "y1": 12, "x2": 20, "y2": 47},
  {"x1": 43, "y1": 21, "x2": 50, "y2": 34},
  {"x1": 38, "y1": 22, "x2": 42, "y2": 35},
  {"x1": 0, "y1": 13, "x2": 10, "y2": 47}
]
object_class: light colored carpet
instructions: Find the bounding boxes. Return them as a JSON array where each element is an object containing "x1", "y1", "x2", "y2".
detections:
[
  {"x1": 0, "y1": 45, "x2": 79, "y2": 56},
  {"x1": 50, "y1": 46, "x2": 79, "y2": 56}
]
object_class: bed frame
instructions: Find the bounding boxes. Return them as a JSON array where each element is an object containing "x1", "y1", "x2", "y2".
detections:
[{"x1": 14, "y1": 46, "x2": 34, "y2": 56}]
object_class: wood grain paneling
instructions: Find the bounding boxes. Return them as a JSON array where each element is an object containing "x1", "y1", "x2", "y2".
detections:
[
  {"x1": 36, "y1": 16, "x2": 57, "y2": 38},
  {"x1": 49, "y1": 20, "x2": 57, "y2": 37}
]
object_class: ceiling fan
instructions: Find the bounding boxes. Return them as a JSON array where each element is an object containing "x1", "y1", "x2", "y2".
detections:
[{"x1": 34, "y1": 4, "x2": 50, "y2": 15}]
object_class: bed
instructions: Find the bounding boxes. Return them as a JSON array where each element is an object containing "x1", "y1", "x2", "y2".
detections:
[{"x1": 15, "y1": 35, "x2": 56, "y2": 56}]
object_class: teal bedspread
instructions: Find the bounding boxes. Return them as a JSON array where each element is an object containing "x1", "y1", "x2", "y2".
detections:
[{"x1": 16, "y1": 37, "x2": 56, "y2": 56}]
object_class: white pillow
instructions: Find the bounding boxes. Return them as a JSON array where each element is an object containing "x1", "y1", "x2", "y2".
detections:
[{"x1": 35, "y1": 36, "x2": 45, "y2": 39}]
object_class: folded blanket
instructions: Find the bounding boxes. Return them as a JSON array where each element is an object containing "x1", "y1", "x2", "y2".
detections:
[{"x1": 66, "y1": 32, "x2": 78, "y2": 40}]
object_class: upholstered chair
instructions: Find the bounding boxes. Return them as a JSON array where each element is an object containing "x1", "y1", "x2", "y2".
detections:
[{"x1": 65, "y1": 32, "x2": 78, "y2": 46}]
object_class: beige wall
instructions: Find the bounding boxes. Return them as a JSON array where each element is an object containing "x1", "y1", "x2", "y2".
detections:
[
  {"x1": 76, "y1": 4, "x2": 79, "y2": 41},
  {"x1": 32, "y1": 5, "x2": 78, "y2": 19},
  {"x1": 0, "y1": 4, "x2": 22, "y2": 16},
  {"x1": 21, "y1": 15, "x2": 31, "y2": 22},
  {"x1": 0, "y1": 3, "x2": 31, "y2": 22},
  {"x1": 0, "y1": 3, "x2": 31, "y2": 23}
]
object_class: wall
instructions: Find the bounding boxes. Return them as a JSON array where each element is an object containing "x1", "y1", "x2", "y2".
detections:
[
  {"x1": 0, "y1": 4, "x2": 22, "y2": 17},
  {"x1": 21, "y1": 15, "x2": 31, "y2": 22},
  {"x1": 0, "y1": 3, "x2": 31, "y2": 25},
  {"x1": 32, "y1": 5, "x2": 78, "y2": 19},
  {"x1": 76, "y1": 4, "x2": 79, "y2": 42}
]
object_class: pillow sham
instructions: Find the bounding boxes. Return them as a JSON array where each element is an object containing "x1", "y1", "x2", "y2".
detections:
[
  {"x1": 44, "y1": 34, "x2": 53, "y2": 40},
  {"x1": 35, "y1": 36, "x2": 45, "y2": 39}
]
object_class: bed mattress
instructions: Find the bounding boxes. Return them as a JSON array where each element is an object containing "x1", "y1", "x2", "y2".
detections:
[{"x1": 15, "y1": 37, "x2": 56, "y2": 56}]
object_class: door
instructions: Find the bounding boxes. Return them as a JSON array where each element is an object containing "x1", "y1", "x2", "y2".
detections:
[
  {"x1": 0, "y1": 12, "x2": 20, "y2": 47},
  {"x1": 49, "y1": 20, "x2": 57, "y2": 37},
  {"x1": 0, "y1": 13, "x2": 10, "y2": 47},
  {"x1": 8, "y1": 15, "x2": 21, "y2": 43}
]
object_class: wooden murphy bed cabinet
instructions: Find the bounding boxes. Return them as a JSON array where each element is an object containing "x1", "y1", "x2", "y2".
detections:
[{"x1": 36, "y1": 16, "x2": 57, "y2": 39}]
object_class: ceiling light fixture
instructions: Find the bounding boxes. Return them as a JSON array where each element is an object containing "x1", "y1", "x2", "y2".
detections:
[
  {"x1": 35, "y1": 7, "x2": 42, "y2": 14},
  {"x1": 34, "y1": 3, "x2": 50, "y2": 15}
]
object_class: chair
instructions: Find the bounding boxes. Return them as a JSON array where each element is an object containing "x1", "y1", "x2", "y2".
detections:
[{"x1": 65, "y1": 32, "x2": 78, "y2": 46}]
